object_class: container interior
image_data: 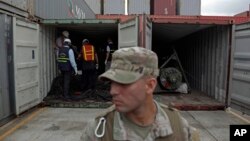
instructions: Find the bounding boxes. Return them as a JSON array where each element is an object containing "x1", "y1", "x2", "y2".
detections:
[
  {"x1": 152, "y1": 23, "x2": 232, "y2": 103},
  {"x1": 43, "y1": 19, "x2": 232, "y2": 104},
  {"x1": 47, "y1": 22, "x2": 119, "y2": 71},
  {"x1": 54, "y1": 23, "x2": 118, "y2": 52}
]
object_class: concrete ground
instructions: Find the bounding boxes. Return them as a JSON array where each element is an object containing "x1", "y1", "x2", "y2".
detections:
[{"x1": 0, "y1": 107, "x2": 249, "y2": 141}]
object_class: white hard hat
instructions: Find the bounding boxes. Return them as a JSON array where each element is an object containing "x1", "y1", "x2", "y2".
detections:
[
  {"x1": 82, "y1": 39, "x2": 89, "y2": 44},
  {"x1": 62, "y1": 31, "x2": 69, "y2": 38},
  {"x1": 64, "y1": 38, "x2": 71, "y2": 44}
]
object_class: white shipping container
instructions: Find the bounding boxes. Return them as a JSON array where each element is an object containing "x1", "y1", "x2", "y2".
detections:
[
  {"x1": 34, "y1": 0, "x2": 95, "y2": 19},
  {"x1": 104, "y1": 0, "x2": 125, "y2": 14},
  {"x1": 176, "y1": 0, "x2": 201, "y2": 15},
  {"x1": 84, "y1": 0, "x2": 101, "y2": 14},
  {"x1": 128, "y1": 0, "x2": 150, "y2": 14}
]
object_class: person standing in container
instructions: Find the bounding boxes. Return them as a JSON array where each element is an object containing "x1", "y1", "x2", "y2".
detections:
[
  {"x1": 55, "y1": 31, "x2": 69, "y2": 58},
  {"x1": 78, "y1": 39, "x2": 99, "y2": 91},
  {"x1": 97, "y1": 38, "x2": 115, "y2": 75},
  {"x1": 81, "y1": 47, "x2": 200, "y2": 141},
  {"x1": 57, "y1": 38, "x2": 78, "y2": 100}
]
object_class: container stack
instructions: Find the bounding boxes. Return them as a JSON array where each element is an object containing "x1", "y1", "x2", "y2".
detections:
[{"x1": 83, "y1": 0, "x2": 201, "y2": 16}]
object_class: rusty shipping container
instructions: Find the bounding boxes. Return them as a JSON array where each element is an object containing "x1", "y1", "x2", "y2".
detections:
[
  {"x1": 234, "y1": 11, "x2": 250, "y2": 17},
  {"x1": 151, "y1": 0, "x2": 176, "y2": 15}
]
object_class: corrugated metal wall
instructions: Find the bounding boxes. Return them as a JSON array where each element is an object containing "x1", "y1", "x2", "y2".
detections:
[
  {"x1": 34, "y1": 0, "x2": 95, "y2": 19},
  {"x1": 84, "y1": 0, "x2": 101, "y2": 14},
  {"x1": 128, "y1": 0, "x2": 150, "y2": 14},
  {"x1": 39, "y1": 25, "x2": 57, "y2": 98},
  {"x1": 176, "y1": 0, "x2": 201, "y2": 15},
  {"x1": 0, "y1": 0, "x2": 28, "y2": 11},
  {"x1": 0, "y1": 0, "x2": 29, "y2": 17},
  {"x1": 104, "y1": 0, "x2": 125, "y2": 14},
  {"x1": 177, "y1": 26, "x2": 231, "y2": 103},
  {"x1": 0, "y1": 14, "x2": 12, "y2": 122},
  {"x1": 231, "y1": 22, "x2": 250, "y2": 114}
]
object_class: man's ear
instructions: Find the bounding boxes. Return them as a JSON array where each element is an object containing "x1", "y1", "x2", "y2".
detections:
[{"x1": 146, "y1": 77, "x2": 157, "y2": 94}]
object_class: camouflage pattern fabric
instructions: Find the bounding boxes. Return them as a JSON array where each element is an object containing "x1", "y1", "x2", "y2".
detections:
[
  {"x1": 81, "y1": 101, "x2": 200, "y2": 141},
  {"x1": 99, "y1": 47, "x2": 159, "y2": 84}
]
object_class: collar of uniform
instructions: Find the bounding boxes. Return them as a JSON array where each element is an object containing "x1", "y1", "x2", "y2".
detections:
[
  {"x1": 113, "y1": 101, "x2": 173, "y2": 140},
  {"x1": 150, "y1": 101, "x2": 173, "y2": 139}
]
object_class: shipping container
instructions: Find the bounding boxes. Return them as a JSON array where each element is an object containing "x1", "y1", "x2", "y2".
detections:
[
  {"x1": 176, "y1": 0, "x2": 201, "y2": 15},
  {"x1": 84, "y1": 0, "x2": 101, "y2": 14},
  {"x1": 34, "y1": 0, "x2": 95, "y2": 19},
  {"x1": 230, "y1": 21, "x2": 250, "y2": 114},
  {"x1": 104, "y1": 0, "x2": 125, "y2": 14},
  {"x1": 0, "y1": 0, "x2": 30, "y2": 17},
  {"x1": 128, "y1": 0, "x2": 150, "y2": 15},
  {"x1": 234, "y1": 11, "x2": 250, "y2": 17},
  {"x1": 150, "y1": 0, "x2": 176, "y2": 15},
  {"x1": 0, "y1": 0, "x2": 28, "y2": 11},
  {"x1": 147, "y1": 15, "x2": 236, "y2": 106}
]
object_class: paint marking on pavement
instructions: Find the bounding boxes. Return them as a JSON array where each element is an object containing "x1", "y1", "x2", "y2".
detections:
[
  {"x1": 226, "y1": 108, "x2": 250, "y2": 124},
  {"x1": 0, "y1": 107, "x2": 47, "y2": 140}
]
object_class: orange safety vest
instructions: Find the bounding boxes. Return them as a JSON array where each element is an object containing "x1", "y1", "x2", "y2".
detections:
[{"x1": 82, "y1": 44, "x2": 95, "y2": 61}]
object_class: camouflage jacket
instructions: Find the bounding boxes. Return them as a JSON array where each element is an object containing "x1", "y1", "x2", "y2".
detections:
[{"x1": 81, "y1": 101, "x2": 200, "y2": 141}]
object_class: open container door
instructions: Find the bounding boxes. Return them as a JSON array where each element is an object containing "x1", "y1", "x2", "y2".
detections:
[
  {"x1": 140, "y1": 15, "x2": 152, "y2": 50},
  {"x1": 118, "y1": 16, "x2": 139, "y2": 48},
  {"x1": 13, "y1": 17, "x2": 40, "y2": 115},
  {"x1": 144, "y1": 16, "x2": 152, "y2": 50},
  {"x1": 230, "y1": 22, "x2": 250, "y2": 115}
]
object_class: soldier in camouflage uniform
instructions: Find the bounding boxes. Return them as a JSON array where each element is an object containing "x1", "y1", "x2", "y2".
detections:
[{"x1": 81, "y1": 47, "x2": 200, "y2": 141}]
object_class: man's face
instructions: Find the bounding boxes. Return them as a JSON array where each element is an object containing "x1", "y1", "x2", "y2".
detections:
[{"x1": 110, "y1": 77, "x2": 149, "y2": 113}]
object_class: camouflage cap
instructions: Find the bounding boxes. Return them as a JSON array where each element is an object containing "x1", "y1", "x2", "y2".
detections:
[{"x1": 99, "y1": 47, "x2": 159, "y2": 84}]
